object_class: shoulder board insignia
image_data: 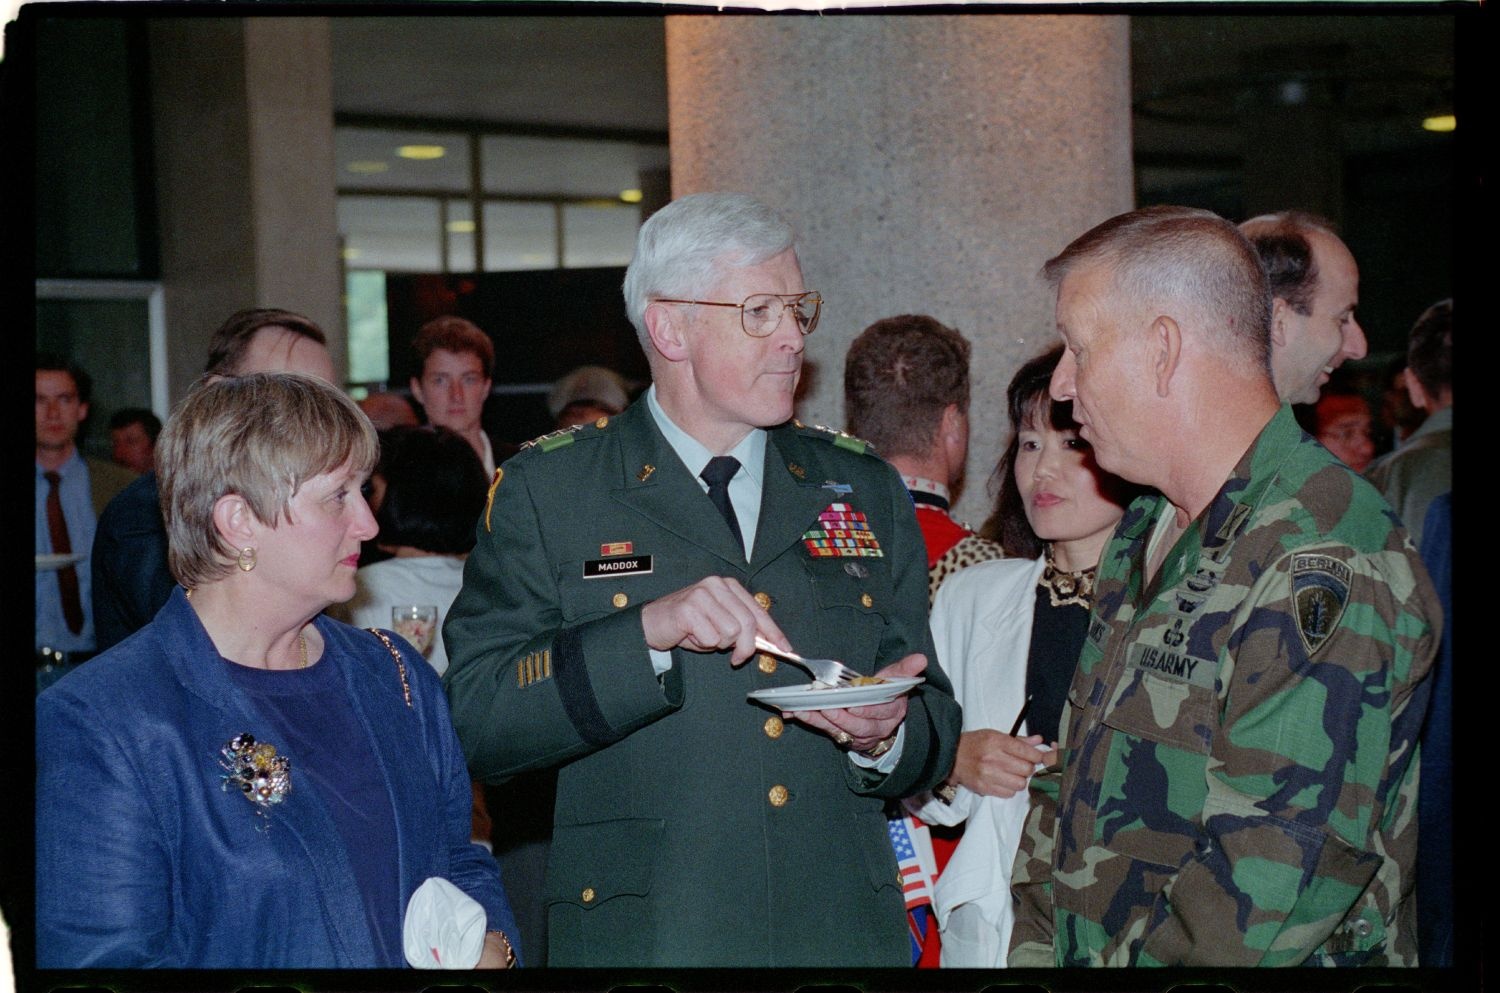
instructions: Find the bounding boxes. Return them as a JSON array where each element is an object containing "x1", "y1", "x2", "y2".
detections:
[
  {"x1": 801, "y1": 422, "x2": 875, "y2": 455},
  {"x1": 520, "y1": 423, "x2": 588, "y2": 452},
  {"x1": 484, "y1": 467, "x2": 503, "y2": 532},
  {"x1": 833, "y1": 434, "x2": 868, "y2": 455}
]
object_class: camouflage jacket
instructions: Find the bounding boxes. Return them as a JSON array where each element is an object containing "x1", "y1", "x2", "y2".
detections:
[{"x1": 1009, "y1": 406, "x2": 1439, "y2": 967}]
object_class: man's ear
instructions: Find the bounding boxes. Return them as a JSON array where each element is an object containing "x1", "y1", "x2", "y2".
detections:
[
  {"x1": 212, "y1": 493, "x2": 260, "y2": 550},
  {"x1": 1151, "y1": 315, "x2": 1182, "y2": 399},
  {"x1": 1269, "y1": 297, "x2": 1290, "y2": 347},
  {"x1": 644, "y1": 302, "x2": 689, "y2": 362},
  {"x1": 409, "y1": 377, "x2": 426, "y2": 408},
  {"x1": 939, "y1": 404, "x2": 966, "y2": 445},
  {"x1": 1404, "y1": 368, "x2": 1431, "y2": 411}
]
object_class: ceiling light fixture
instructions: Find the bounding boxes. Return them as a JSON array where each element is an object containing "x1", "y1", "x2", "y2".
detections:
[
  {"x1": 620, "y1": 189, "x2": 644, "y2": 204},
  {"x1": 1422, "y1": 114, "x2": 1455, "y2": 132},
  {"x1": 397, "y1": 145, "x2": 446, "y2": 160},
  {"x1": 446, "y1": 220, "x2": 476, "y2": 234},
  {"x1": 346, "y1": 160, "x2": 389, "y2": 174}
]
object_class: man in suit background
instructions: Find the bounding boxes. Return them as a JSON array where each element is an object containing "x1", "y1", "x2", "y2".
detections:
[
  {"x1": 36, "y1": 354, "x2": 136, "y2": 685},
  {"x1": 90, "y1": 308, "x2": 335, "y2": 653},
  {"x1": 444, "y1": 192, "x2": 961, "y2": 967}
]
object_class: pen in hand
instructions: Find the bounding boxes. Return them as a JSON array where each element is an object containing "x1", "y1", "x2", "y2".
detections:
[{"x1": 1008, "y1": 695, "x2": 1033, "y2": 737}]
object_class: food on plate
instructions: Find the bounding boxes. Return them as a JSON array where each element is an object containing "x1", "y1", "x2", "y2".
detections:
[{"x1": 811, "y1": 675, "x2": 889, "y2": 689}]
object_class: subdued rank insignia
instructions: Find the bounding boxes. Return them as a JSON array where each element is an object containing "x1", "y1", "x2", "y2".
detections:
[
  {"x1": 1210, "y1": 502, "x2": 1254, "y2": 562},
  {"x1": 484, "y1": 467, "x2": 504, "y2": 532},
  {"x1": 517, "y1": 648, "x2": 553, "y2": 688},
  {"x1": 583, "y1": 555, "x2": 653, "y2": 578},
  {"x1": 1291, "y1": 553, "x2": 1352, "y2": 656}
]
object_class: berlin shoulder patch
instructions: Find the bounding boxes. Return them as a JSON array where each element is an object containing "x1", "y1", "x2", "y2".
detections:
[{"x1": 1291, "y1": 552, "x2": 1352, "y2": 656}]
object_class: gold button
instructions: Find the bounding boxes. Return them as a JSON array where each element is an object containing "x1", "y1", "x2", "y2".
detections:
[
  {"x1": 612, "y1": 592, "x2": 628, "y2": 608},
  {"x1": 763, "y1": 716, "x2": 783, "y2": 738},
  {"x1": 768, "y1": 785, "x2": 788, "y2": 807},
  {"x1": 595, "y1": 416, "x2": 609, "y2": 428},
  {"x1": 758, "y1": 654, "x2": 778, "y2": 674},
  {"x1": 754, "y1": 591, "x2": 772, "y2": 610},
  {"x1": 860, "y1": 592, "x2": 874, "y2": 608},
  {"x1": 581, "y1": 887, "x2": 596, "y2": 903}
]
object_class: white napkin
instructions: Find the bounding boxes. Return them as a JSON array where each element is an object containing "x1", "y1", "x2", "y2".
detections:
[{"x1": 402, "y1": 876, "x2": 487, "y2": 969}]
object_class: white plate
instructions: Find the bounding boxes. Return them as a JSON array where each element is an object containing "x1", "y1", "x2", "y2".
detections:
[
  {"x1": 36, "y1": 553, "x2": 85, "y2": 571},
  {"x1": 748, "y1": 676, "x2": 923, "y2": 712}
]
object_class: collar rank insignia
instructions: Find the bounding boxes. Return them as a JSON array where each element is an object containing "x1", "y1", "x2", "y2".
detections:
[{"x1": 1291, "y1": 553, "x2": 1352, "y2": 656}]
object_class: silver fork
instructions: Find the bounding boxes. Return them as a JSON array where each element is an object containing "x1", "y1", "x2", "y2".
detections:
[{"x1": 753, "y1": 635, "x2": 861, "y2": 686}]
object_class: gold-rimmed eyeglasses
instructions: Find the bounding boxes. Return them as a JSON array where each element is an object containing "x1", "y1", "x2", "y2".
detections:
[{"x1": 652, "y1": 291, "x2": 822, "y2": 338}]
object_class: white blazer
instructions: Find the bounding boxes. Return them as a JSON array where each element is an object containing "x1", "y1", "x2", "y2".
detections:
[{"x1": 908, "y1": 555, "x2": 1045, "y2": 968}]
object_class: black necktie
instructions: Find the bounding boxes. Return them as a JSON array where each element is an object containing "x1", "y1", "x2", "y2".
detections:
[
  {"x1": 700, "y1": 456, "x2": 744, "y2": 555},
  {"x1": 44, "y1": 471, "x2": 84, "y2": 634}
]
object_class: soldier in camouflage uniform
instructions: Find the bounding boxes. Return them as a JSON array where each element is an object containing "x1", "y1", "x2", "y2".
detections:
[{"x1": 1008, "y1": 205, "x2": 1439, "y2": 967}]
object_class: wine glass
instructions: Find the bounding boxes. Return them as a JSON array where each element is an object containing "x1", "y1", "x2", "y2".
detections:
[{"x1": 392, "y1": 605, "x2": 439, "y2": 657}]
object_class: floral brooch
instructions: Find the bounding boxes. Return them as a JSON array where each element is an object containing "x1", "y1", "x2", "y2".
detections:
[{"x1": 219, "y1": 732, "x2": 291, "y2": 827}]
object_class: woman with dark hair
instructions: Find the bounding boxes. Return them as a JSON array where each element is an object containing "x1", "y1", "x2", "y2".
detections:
[
  {"x1": 907, "y1": 345, "x2": 1137, "y2": 967},
  {"x1": 334, "y1": 425, "x2": 489, "y2": 677}
]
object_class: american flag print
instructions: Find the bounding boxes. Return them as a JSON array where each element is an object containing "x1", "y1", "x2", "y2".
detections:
[{"x1": 888, "y1": 814, "x2": 939, "y2": 963}]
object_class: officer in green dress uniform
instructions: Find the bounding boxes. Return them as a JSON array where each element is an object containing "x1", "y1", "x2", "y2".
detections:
[
  {"x1": 444, "y1": 193, "x2": 961, "y2": 967},
  {"x1": 1006, "y1": 206, "x2": 1439, "y2": 967}
]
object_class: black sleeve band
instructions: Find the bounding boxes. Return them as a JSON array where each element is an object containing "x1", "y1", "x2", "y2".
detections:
[{"x1": 552, "y1": 627, "x2": 620, "y2": 747}]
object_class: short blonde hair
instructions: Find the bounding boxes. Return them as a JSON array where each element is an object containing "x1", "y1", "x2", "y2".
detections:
[{"x1": 157, "y1": 373, "x2": 379, "y2": 589}]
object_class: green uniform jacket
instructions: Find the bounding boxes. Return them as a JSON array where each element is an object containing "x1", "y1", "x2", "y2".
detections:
[
  {"x1": 1009, "y1": 406, "x2": 1439, "y2": 967},
  {"x1": 443, "y1": 400, "x2": 961, "y2": 967}
]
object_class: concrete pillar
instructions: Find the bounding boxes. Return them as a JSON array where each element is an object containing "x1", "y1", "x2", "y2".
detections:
[
  {"x1": 148, "y1": 18, "x2": 342, "y2": 403},
  {"x1": 667, "y1": 15, "x2": 1133, "y2": 526}
]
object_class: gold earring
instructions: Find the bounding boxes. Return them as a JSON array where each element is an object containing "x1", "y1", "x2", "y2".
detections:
[{"x1": 236, "y1": 547, "x2": 257, "y2": 572}]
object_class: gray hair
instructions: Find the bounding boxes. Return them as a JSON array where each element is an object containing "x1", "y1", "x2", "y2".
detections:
[
  {"x1": 157, "y1": 372, "x2": 379, "y2": 590},
  {"x1": 622, "y1": 192, "x2": 796, "y2": 345},
  {"x1": 1042, "y1": 205, "x2": 1273, "y2": 377}
]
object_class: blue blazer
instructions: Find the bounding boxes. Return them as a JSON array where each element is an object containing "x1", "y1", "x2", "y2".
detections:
[{"x1": 37, "y1": 587, "x2": 518, "y2": 968}]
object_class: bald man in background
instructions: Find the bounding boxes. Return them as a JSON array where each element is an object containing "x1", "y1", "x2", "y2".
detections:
[{"x1": 1239, "y1": 211, "x2": 1367, "y2": 405}]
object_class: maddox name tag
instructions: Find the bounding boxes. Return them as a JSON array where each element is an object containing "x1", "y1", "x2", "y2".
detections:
[{"x1": 583, "y1": 555, "x2": 653, "y2": 579}]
